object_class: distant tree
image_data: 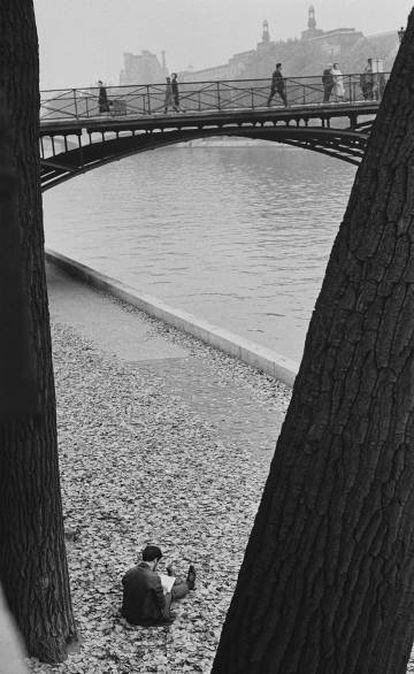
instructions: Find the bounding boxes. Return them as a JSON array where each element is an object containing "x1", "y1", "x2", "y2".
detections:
[
  {"x1": 213, "y1": 12, "x2": 414, "y2": 674},
  {"x1": 0, "y1": 0, "x2": 77, "y2": 662}
]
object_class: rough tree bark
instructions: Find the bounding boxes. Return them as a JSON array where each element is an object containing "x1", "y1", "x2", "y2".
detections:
[
  {"x1": 213, "y1": 13, "x2": 414, "y2": 674},
  {"x1": 0, "y1": 2, "x2": 77, "y2": 663}
]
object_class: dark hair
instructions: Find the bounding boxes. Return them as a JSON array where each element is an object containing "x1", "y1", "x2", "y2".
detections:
[
  {"x1": 276, "y1": 63, "x2": 282, "y2": 68},
  {"x1": 142, "y1": 545, "x2": 163, "y2": 562}
]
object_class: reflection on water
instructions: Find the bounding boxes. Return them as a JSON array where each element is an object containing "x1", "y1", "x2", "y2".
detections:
[{"x1": 43, "y1": 144, "x2": 356, "y2": 362}]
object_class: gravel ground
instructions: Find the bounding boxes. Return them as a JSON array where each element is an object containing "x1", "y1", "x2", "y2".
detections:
[{"x1": 27, "y1": 294, "x2": 291, "y2": 674}]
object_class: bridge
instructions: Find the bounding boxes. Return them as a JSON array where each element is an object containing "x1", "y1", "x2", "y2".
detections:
[{"x1": 40, "y1": 73, "x2": 387, "y2": 190}]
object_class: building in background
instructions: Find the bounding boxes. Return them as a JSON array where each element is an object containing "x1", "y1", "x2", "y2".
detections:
[
  {"x1": 300, "y1": 5, "x2": 324, "y2": 41},
  {"x1": 117, "y1": 7, "x2": 400, "y2": 86},
  {"x1": 119, "y1": 50, "x2": 168, "y2": 85},
  {"x1": 179, "y1": 6, "x2": 399, "y2": 82}
]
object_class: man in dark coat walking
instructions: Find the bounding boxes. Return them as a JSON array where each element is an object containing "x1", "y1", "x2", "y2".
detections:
[{"x1": 267, "y1": 63, "x2": 287, "y2": 107}]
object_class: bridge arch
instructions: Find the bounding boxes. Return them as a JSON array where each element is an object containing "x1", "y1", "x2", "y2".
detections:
[{"x1": 40, "y1": 123, "x2": 373, "y2": 191}]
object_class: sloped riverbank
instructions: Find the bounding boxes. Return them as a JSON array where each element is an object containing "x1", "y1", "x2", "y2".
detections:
[{"x1": 28, "y1": 269, "x2": 290, "y2": 673}]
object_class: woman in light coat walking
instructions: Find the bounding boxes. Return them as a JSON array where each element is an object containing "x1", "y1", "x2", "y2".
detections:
[{"x1": 331, "y1": 63, "x2": 345, "y2": 101}]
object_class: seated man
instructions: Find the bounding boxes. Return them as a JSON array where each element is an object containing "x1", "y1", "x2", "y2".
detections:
[{"x1": 121, "y1": 545, "x2": 196, "y2": 626}]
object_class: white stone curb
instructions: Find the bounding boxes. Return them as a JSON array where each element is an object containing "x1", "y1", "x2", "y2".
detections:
[{"x1": 46, "y1": 249, "x2": 299, "y2": 387}]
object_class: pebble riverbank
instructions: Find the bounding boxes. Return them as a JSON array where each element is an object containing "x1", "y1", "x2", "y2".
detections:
[{"x1": 28, "y1": 266, "x2": 291, "y2": 673}]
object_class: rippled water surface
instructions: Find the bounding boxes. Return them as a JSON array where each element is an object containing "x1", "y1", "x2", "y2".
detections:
[{"x1": 43, "y1": 144, "x2": 356, "y2": 362}]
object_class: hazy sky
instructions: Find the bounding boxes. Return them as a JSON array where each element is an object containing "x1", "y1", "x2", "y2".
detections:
[{"x1": 34, "y1": 0, "x2": 413, "y2": 89}]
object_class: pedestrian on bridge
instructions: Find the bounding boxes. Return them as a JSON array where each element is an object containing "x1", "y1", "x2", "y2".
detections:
[
  {"x1": 171, "y1": 73, "x2": 182, "y2": 112},
  {"x1": 164, "y1": 76, "x2": 174, "y2": 114},
  {"x1": 331, "y1": 63, "x2": 345, "y2": 102},
  {"x1": 267, "y1": 63, "x2": 287, "y2": 107},
  {"x1": 360, "y1": 59, "x2": 374, "y2": 100},
  {"x1": 322, "y1": 66, "x2": 334, "y2": 103},
  {"x1": 98, "y1": 80, "x2": 110, "y2": 113}
]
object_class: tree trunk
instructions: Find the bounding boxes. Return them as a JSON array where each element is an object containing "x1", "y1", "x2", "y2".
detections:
[
  {"x1": 0, "y1": 1, "x2": 77, "y2": 662},
  {"x1": 213, "y1": 14, "x2": 414, "y2": 674}
]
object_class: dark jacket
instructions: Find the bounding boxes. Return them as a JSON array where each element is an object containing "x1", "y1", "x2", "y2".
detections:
[
  {"x1": 271, "y1": 69, "x2": 284, "y2": 91},
  {"x1": 121, "y1": 562, "x2": 166, "y2": 625},
  {"x1": 322, "y1": 69, "x2": 334, "y2": 87},
  {"x1": 98, "y1": 85, "x2": 109, "y2": 112}
]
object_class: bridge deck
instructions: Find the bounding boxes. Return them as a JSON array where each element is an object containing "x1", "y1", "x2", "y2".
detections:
[{"x1": 40, "y1": 101, "x2": 379, "y2": 136}]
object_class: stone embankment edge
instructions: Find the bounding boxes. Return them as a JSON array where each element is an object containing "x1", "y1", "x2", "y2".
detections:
[{"x1": 45, "y1": 249, "x2": 299, "y2": 387}]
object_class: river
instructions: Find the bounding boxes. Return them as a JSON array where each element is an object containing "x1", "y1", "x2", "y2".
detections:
[{"x1": 43, "y1": 142, "x2": 356, "y2": 363}]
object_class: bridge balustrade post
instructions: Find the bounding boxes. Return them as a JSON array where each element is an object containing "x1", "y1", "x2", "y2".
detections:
[
  {"x1": 302, "y1": 80, "x2": 306, "y2": 105},
  {"x1": 216, "y1": 82, "x2": 221, "y2": 111},
  {"x1": 146, "y1": 85, "x2": 152, "y2": 115},
  {"x1": 251, "y1": 88, "x2": 255, "y2": 110},
  {"x1": 72, "y1": 89, "x2": 78, "y2": 119}
]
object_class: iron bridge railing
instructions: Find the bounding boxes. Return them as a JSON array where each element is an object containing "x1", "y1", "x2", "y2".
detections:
[{"x1": 40, "y1": 72, "x2": 389, "y2": 123}]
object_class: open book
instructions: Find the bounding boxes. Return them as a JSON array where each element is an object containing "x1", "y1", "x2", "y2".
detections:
[{"x1": 158, "y1": 573, "x2": 176, "y2": 594}]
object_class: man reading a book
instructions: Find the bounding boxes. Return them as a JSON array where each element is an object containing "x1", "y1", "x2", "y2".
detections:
[{"x1": 121, "y1": 545, "x2": 196, "y2": 625}]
